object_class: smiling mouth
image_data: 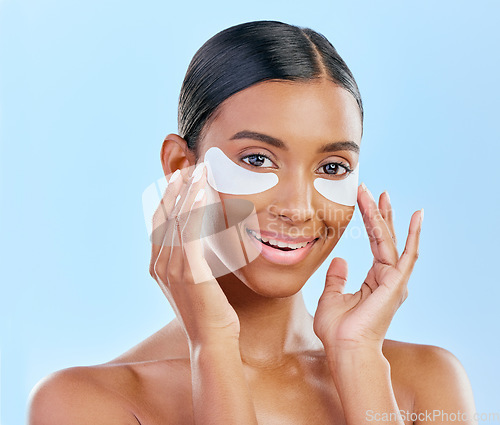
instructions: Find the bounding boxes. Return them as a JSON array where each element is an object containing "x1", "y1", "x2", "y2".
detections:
[{"x1": 245, "y1": 228, "x2": 319, "y2": 251}]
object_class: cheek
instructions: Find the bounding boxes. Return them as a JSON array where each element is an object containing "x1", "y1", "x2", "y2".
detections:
[
  {"x1": 217, "y1": 191, "x2": 269, "y2": 224},
  {"x1": 203, "y1": 189, "x2": 263, "y2": 266},
  {"x1": 318, "y1": 203, "x2": 355, "y2": 241}
]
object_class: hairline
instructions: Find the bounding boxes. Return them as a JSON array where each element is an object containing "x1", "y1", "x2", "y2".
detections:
[{"x1": 191, "y1": 77, "x2": 363, "y2": 160}]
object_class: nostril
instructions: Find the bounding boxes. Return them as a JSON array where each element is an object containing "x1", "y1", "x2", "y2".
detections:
[{"x1": 278, "y1": 214, "x2": 293, "y2": 222}]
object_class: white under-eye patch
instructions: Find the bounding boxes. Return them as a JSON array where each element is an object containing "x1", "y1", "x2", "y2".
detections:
[
  {"x1": 313, "y1": 163, "x2": 359, "y2": 206},
  {"x1": 204, "y1": 147, "x2": 279, "y2": 195},
  {"x1": 203, "y1": 146, "x2": 358, "y2": 206}
]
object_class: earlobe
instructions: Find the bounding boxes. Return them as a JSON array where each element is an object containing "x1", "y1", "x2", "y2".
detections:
[{"x1": 160, "y1": 133, "x2": 196, "y2": 176}]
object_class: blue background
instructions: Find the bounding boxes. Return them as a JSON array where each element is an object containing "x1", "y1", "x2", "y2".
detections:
[{"x1": 1, "y1": 1, "x2": 499, "y2": 423}]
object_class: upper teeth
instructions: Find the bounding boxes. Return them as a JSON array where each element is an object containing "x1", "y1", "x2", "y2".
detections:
[{"x1": 247, "y1": 229, "x2": 310, "y2": 250}]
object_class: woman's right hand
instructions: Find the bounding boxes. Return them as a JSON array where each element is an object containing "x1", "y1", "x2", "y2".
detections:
[{"x1": 149, "y1": 163, "x2": 241, "y2": 347}]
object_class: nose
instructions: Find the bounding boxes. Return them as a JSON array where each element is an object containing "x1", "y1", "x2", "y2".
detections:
[{"x1": 267, "y1": 169, "x2": 315, "y2": 224}]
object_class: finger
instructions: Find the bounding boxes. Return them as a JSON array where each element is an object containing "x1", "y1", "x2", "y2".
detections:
[
  {"x1": 396, "y1": 209, "x2": 423, "y2": 276},
  {"x1": 358, "y1": 184, "x2": 382, "y2": 259},
  {"x1": 176, "y1": 164, "x2": 217, "y2": 285},
  {"x1": 182, "y1": 188, "x2": 207, "y2": 251},
  {"x1": 358, "y1": 184, "x2": 399, "y2": 266},
  {"x1": 347, "y1": 280, "x2": 372, "y2": 312},
  {"x1": 163, "y1": 164, "x2": 207, "y2": 283},
  {"x1": 150, "y1": 206, "x2": 185, "y2": 287},
  {"x1": 160, "y1": 163, "x2": 200, "y2": 252},
  {"x1": 151, "y1": 170, "x2": 183, "y2": 244},
  {"x1": 168, "y1": 165, "x2": 198, "y2": 220},
  {"x1": 150, "y1": 168, "x2": 185, "y2": 275},
  {"x1": 324, "y1": 257, "x2": 349, "y2": 295},
  {"x1": 359, "y1": 280, "x2": 374, "y2": 301},
  {"x1": 163, "y1": 207, "x2": 186, "y2": 286},
  {"x1": 378, "y1": 191, "x2": 397, "y2": 247},
  {"x1": 176, "y1": 162, "x2": 207, "y2": 235},
  {"x1": 183, "y1": 189, "x2": 215, "y2": 284},
  {"x1": 362, "y1": 267, "x2": 378, "y2": 293}
]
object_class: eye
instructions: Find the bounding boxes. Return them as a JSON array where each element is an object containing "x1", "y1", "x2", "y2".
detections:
[
  {"x1": 318, "y1": 162, "x2": 352, "y2": 177},
  {"x1": 241, "y1": 153, "x2": 275, "y2": 168}
]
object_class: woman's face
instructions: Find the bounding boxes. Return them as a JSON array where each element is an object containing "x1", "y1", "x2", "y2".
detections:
[{"x1": 197, "y1": 79, "x2": 362, "y2": 297}]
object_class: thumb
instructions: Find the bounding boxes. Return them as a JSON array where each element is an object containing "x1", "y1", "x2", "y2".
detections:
[{"x1": 324, "y1": 257, "x2": 349, "y2": 295}]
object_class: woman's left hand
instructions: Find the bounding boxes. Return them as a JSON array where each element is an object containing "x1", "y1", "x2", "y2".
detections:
[{"x1": 313, "y1": 183, "x2": 423, "y2": 357}]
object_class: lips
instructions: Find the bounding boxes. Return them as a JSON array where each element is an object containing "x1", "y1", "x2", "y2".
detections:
[{"x1": 245, "y1": 227, "x2": 319, "y2": 266}]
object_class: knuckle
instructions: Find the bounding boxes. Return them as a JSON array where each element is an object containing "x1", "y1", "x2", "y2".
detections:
[
  {"x1": 372, "y1": 227, "x2": 385, "y2": 240},
  {"x1": 149, "y1": 264, "x2": 157, "y2": 279},
  {"x1": 153, "y1": 260, "x2": 167, "y2": 280},
  {"x1": 378, "y1": 235, "x2": 388, "y2": 244},
  {"x1": 166, "y1": 263, "x2": 182, "y2": 283}
]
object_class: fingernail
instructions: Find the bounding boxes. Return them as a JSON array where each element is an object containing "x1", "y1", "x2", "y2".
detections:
[
  {"x1": 420, "y1": 208, "x2": 424, "y2": 223},
  {"x1": 384, "y1": 190, "x2": 391, "y2": 203},
  {"x1": 194, "y1": 188, "x2": 205, "y2": 203},
  {"x1": 169, "y1": 169, "x2": 181, "y2": 183},
  {"x1": 192, "y1": 162, "x2": 205, "y2": 183},
  {"x1": 361, "y1": 183, "x2": 375, "y2": 201}
]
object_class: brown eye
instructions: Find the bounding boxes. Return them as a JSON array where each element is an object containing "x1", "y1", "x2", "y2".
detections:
[
  {"x1": 242, "y1": 154, "x2": 273, "y2": 168},
  {"x1": 320, "y1": 162, "x2": 350, "y2": 176}
]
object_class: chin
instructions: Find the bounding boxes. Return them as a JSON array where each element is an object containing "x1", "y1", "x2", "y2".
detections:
[{"x1": 231, "y1": 265, "x2": 311, "y2": 298}]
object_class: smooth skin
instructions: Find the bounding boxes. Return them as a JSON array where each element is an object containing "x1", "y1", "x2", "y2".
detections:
[{"x1": 28, "y1": 79, "x2": 476, "y2": 425}]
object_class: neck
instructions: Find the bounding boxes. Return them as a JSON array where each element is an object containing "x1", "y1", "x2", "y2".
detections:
[{"x1": 216, "y1": 273, "x2": 324, "y2": 368}]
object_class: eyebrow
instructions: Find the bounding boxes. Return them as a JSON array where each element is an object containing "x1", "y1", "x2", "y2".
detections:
[{"x1": 229, "y1": 130, "x2": 359, "y2": 154}]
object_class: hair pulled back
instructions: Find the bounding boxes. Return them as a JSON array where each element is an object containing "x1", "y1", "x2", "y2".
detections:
[{"x1": 178, "y1": 20, "x2": 363, "y2": 154}]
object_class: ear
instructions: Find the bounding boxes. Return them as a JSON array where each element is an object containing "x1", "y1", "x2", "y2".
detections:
[{"x1": 160, "y1": 134, "x2": 197, "y2": 176}]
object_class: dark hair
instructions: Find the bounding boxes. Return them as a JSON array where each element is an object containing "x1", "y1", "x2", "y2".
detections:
[{"x1": 178, "y1": 20, "x2": 363, "y2": 155}]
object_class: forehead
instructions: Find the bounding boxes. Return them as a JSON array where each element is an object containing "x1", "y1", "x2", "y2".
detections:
[{"x1": 202, "y1": 79, "x2": 362, "y2": 149}]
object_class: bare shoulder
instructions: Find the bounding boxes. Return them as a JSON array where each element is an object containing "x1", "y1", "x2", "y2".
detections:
[
  {"x1": 27, "y1": 365, "x2": 141, "y2": 425},
  {"x1": 383, "y1": 338, "x2": 469, "y2": 384},
  {"x1": 28, "y1": 359, "x2": 192, "y2": 425},
  {"x1": 28, "y1": 321, "x2": 191, "y2": 425},
  {"x1": 382, "y1": 339, "x2": 476, "y2": 418}
]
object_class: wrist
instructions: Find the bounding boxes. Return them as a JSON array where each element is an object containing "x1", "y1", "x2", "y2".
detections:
[
  {"x1": 189, "y1": 333, "x2": 240, "y2": 356},
  {"x1": 326, "y1": 344, "x2": 389, "y2": 373}
]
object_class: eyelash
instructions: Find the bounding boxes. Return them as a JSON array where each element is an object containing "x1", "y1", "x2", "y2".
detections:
[
  {"x1": 240, "y1": 153, "x2": 352, "y2": 176},
  {"x1": 240, "y1": 152, "x2": 276, "y2": 168},
  {"x1": 318, "y1": 162, "x2": 352, "y2": 176}
]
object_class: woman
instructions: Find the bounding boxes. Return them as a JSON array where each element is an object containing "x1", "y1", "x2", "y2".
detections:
[{"x1": 29, "y1": 20, "x2": 476, "y2": 425}]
